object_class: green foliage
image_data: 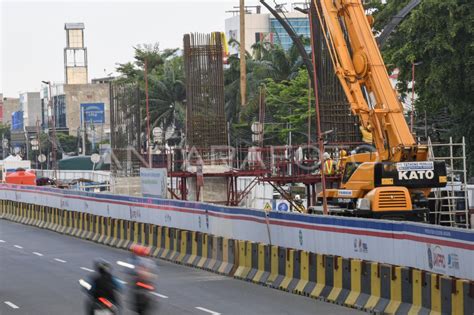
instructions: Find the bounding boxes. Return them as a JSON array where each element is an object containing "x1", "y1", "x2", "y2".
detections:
[
  {"x1": 115, "y1": 44, "x2": 185, "y2": 142},
  {"x1": 56, "y1": 133, "x2": 80, "y2": 154},
  {"x1": 115, "y1": 40, "x2": 308, "y2": 147},
  {"x1": 374, "y1": 0, "x2": 474, "y2": 176},
  {"x1": 37, "y1": 133, "x2": 81, "y2": 157},
  {"x1": 224, "y1": 40, "x2": 307, "y2": 128},
  {"x1": 260, "y1": 69, "x2": 314, "y2": 145},
  {"x1": 0, "y1": 123, "x2": 10, "y2": 139}
]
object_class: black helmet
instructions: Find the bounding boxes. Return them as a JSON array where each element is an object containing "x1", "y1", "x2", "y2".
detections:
[{"x1": 94, "y1": 258, "x2": 111, "y2": 274}]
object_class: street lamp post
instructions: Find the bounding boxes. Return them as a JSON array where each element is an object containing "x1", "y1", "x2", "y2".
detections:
[{"x1": 42, "y1": 81, "x2": 58, "y2": 180}]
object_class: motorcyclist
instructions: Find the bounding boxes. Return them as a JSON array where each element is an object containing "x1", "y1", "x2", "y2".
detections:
[
  {"x1": 129, "y1": 245, "x2": 157, "y2": 314},
  {"x1": 87, "y1": 259, "x2": 121, "y2": 314}
]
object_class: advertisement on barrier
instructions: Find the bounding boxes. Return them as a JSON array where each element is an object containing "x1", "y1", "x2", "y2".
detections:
[{"x1": 140, "y1": 168, "x2": 167, "y2": 199}]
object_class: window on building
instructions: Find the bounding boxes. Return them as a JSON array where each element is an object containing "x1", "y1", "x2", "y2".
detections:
[
  {"x1": 67, "y1": 29, "x2": 83, "y2": 48},
  {"x1": 53, "y1": 95, "x2": 67, "y2": 129},
  {"x1": 270, "y1": 18, "x2": 311, "y2": 52}
]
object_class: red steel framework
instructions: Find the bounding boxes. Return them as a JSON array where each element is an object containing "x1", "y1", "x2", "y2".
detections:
[{"x1": 143, "y1": 142, "x2": 362, "y2": 207}]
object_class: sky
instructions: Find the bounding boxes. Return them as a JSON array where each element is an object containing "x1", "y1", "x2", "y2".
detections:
[{"x1": 1, "y1": 0, "x2": 288, "y2": 97}]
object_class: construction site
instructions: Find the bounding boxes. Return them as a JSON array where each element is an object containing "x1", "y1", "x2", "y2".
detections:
[
  {"x1": 1, "y1": 1, "x2": 473, "y2": 314},
  {"x1": 107, "y1": 1, "x2": 473, "y2": 230}
]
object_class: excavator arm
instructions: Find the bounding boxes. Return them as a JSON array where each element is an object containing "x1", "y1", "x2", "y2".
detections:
[{"x1": 312, "y1": 0, "x2": 421, "y2": 162}]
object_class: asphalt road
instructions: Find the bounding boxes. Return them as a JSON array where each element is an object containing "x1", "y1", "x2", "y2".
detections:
[{"x1": 0, "y1": 219, "x2": 366, "y2": 315}]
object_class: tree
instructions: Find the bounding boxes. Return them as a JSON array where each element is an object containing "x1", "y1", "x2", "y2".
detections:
[
  {"x1": 115, "y1": 44, "x2": 185, "y2": 143},
  {"x1": 148, "y1": 56, "x2": 186, "y2": 142},
  {"x1": 224, "y1": 40, "x2": 307, "y2": 124},
  {"x1": 372, "y1": 0, "x2": 474, "y2": 176},
  {"x1": 0, "y1": 123, "x2": 10, "y2": 157},
  {"x1": 260, "y1": 69, "x2": 314, "y2": 145}
]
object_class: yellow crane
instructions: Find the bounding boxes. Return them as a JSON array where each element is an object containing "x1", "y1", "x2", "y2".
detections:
[{"x1": 312, "y1": 0, "x2": 447, "y2": 220}]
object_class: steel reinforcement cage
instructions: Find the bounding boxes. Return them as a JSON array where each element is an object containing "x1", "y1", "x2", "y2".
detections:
[
  {"x1": 310, "y1": 2, "x2": 362, "y2": 143},
  {"x1": 109, "y1": 83, "x2": 143, "y2": 176},
  {"x1": 183, "y1": 32, "x2": 228, "y2": 150}
]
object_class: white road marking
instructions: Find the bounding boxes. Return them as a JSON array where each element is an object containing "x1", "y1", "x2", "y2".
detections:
[
  {"x1": 54, "y1": 258, "x2": 67, "y2": 263},
  {"x1": 4, "y1": 301, "x2": 19, "y2": 309},
  {"x1": 13, "y1": 245, "x2": 23, "y2": 249},
  {"x1": 0, "y1": 240, "x2": 5, "y2": 243},
  {"x1": 150, "y1": 292, "x2": 168, "y2": 299},
  {"x1": 32, "y1": 252, "x2": 43, "y2": 257},
  {"x1": 195, "y1": 307, "x2": 221, "y2": 315},
  {"x1": 116, "y1": 260, "x2": 135, "y2": 269},
  {"x1": 80, "y1": 267, "x2": 94, "y2": 272},
  {"x1": 116, "y1": 279, "x2": 127, "y2": 285}
]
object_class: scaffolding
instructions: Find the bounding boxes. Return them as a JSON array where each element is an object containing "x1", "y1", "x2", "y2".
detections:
[{"x1": 428, "y1": 137, "x2": 470, "y2": 228}]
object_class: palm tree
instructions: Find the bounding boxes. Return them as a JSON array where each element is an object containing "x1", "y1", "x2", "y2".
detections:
[
  {"x1": 224, "y1": 40, "x2": 307, "y2": 124},
  {"x1": 116, "y1": 44, "x2": 185, "y2": 144},
  {"x1": 147, "y1": 57, "x2": 186, "y2": 144}
]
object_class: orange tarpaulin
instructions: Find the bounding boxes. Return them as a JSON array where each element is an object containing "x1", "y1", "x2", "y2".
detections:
[{"x1": 5, "y1": 170, "x2": 36, "y2": 186}]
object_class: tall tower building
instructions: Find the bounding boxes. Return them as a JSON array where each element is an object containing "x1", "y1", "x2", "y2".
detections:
[{"x1": 64, "y1": 23, "x2": 88, "y2": 84}]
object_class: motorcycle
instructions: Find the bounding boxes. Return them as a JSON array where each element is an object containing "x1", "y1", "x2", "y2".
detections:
[
  {"x1": 116, "y1": 260, "x2": 157, "y2": 315},
  {"x1": 79, "y1": 278, "x2": 119, "y2": 315},
  {"x1": 131, "y1": 280, "x2": 155, "y2": 314}
]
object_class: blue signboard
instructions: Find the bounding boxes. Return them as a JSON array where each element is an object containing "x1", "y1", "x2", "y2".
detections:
[
  {"x1": 277, "y1": 202, "x2": 289, "y2": 212},
  {"x1": 11, "y1": 111, "x2": 24, "y2": 130},
  {"x1": 80, "y1": 103, "x2": 105, "y2": 124}
]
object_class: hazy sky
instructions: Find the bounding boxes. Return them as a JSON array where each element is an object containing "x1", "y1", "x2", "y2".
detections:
[{"x1": 1, "y1": 0, "x2": 280, "y2": 97}]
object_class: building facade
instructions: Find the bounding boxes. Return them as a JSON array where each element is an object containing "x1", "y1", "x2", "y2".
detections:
[
  {"x1": 225, "y1": 13, "x2": 270, "y2": 55},
  {"x1": 19, "y1": 92, "x2": 41, "y2": 128},
  {"x1": 269, "y1": 12, "x2": 310, "y2": 51},
  {"x1": 0, "y1": 94, "x2": 3, "y2": 123},
  {"x1": 225, "y1": 9, "x2": 309, "y2": 55},
  {"x1": 42, "y1": 82, "x2": 110, "y2": 142},
  {"x1": 64, "y1": 83, "x2": 110, "y2": 140},
  {"x1": 2, "y1": 97, "x2": 19, "y2": 126}
]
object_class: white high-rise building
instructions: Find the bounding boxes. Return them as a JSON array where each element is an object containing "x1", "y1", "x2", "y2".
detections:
[
  {"x1": 19, "y1": 92, "x2": 41, "y2": 128},
  {"x1": 225, "y1": 8, "x2": 309, "y2": 55}
]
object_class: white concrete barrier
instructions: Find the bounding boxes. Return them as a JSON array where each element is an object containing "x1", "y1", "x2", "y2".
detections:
[{"x1": 1, "y1": 183, "x2": 472, "y2": 280}]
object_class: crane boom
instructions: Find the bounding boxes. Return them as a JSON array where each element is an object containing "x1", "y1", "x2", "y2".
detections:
[
  {"x1": 313, "y1": 0, "x2": 418, "y2": 162},
  {"x1": 311, "y1": 0, "x2": 446, "y2": 220}
]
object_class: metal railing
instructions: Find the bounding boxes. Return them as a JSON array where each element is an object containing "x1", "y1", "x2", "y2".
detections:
[
  {"x1": 428, "y1": 137, "x2": 470, "y2": 228},
  {"x1": 34, "y1": 169, "x2": 111, "y2": 183}
]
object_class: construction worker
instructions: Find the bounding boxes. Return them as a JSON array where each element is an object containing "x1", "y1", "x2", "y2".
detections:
[
  {"x1": 322, "y1": 152, "x2": 335, "y2": 176},
  {"x1": 293, "y1": 195, "x2": 305, "y2": 213},
  {"x1": 336, "y1": 150, "x2": 347, "y2": 175}
]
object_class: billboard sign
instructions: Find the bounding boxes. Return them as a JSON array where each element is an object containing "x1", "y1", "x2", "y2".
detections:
[
  {"x1": 80, "y1": 103, "x2": 105, "y2": 124},
  {"x1": 11, "y1": 111, "x2": 24, "y2": 130},
  {"x1": 140, "y1": 168, "x2": 167, "y2": 199}
]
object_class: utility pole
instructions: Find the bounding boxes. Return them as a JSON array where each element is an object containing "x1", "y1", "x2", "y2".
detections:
[
  {"x1": 81, "y1": 106, "x2": 86, "y2": 156},
  {"x1": 410, "y1": 62, "x2": 415, "y2": 133},
  {"x1": 24, "y1": 129, "x2": 29, "y2": 161},
  {"x1": 145, "y1": 59, "x2": 152, "y2": 167},
  {"x1": 307, "y1": 78, "x2": 311, "y2": 147},
  {"x1": 240, "y1": 0, "x2": 247, "y2": 108},
  {"x1": 410, "y1": 61, "x2": 422, "y2": 133},
  {"x1": 309, "y1": 3, "x2": 328, "y2": 215},
  {"x1": 36, "y1": 118, "x2": 41, "y2": 169},
  {"x1": 42, "y1": 81, "x2": 58, "y2": 180}
]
